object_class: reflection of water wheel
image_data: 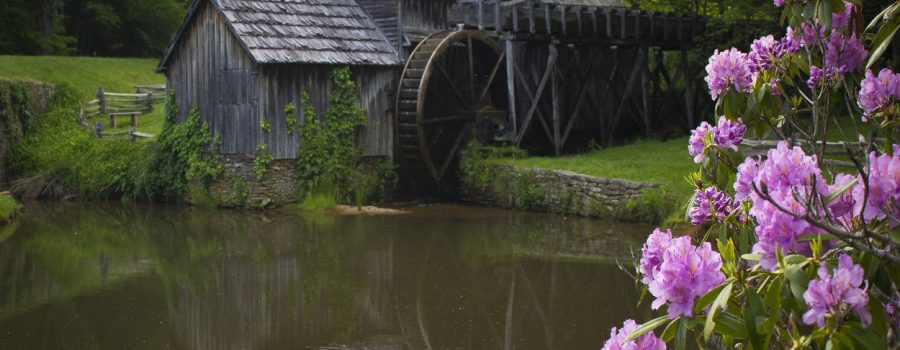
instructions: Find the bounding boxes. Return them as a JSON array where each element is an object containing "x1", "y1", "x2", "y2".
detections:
[{"x1": 396, "y1": 30, "x2": 508, "y2": 189}]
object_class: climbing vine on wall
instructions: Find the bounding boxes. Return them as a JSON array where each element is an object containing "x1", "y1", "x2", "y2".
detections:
[{"x1": 294, "y1": 67, "x2": 367, "y2": 198}]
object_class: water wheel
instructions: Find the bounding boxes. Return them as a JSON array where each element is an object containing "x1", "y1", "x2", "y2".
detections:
[{"x1": 396, "y1": 30, "x2": 508, "y2": 190}]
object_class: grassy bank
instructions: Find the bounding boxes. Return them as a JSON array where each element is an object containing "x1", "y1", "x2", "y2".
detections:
[
  {"x1": 491, "y1": 138, "x2": 694, "y2": 198},
  {"x1": 0, "y1": 56, "x2": 165, "y2": 135}
]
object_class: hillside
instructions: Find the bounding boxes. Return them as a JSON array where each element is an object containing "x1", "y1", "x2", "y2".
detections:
[{"x1": 0, "y1": 56, "x2": 166, "y2": 135}]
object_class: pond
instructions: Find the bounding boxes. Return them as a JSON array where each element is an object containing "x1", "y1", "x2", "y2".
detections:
[{"x1": 0, "y1": 202, "x2": 655, "y2": 349}]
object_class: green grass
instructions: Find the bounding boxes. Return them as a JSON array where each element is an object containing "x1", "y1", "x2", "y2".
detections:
[
  {"x1": 299, "y1": 191, "x2": 338, "y2": 211},
  {"x1": 492, "y1": 137, "x2": 695, "y2": 199},
  {"x1": 0, "y1": 55, "x2": 165, "y2": 135}
]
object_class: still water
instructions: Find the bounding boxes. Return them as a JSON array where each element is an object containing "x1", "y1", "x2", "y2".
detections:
[{"x1": 0, "y1": 202, "x2": 655, "y2": 349}]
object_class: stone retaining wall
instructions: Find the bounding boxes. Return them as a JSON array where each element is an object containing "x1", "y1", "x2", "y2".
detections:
[
  {"x1": 462, "y1": 164, "x2": 659, "y2": 217},
  {"x1": 205, "y1": 155, "x2": 300, "y2": 208},
  {"x1": 0, "y1": 80, "x2": 56, "y2": 183}
]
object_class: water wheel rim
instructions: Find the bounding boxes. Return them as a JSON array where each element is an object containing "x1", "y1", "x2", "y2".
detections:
[{"x1": 414, "y1": 30, "x2": 504, "y2": 183}]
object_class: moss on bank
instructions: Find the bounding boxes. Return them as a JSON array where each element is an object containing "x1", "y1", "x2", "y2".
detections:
[{"x1": 0, "y1": 193, "x2": 21, "y2": 223}]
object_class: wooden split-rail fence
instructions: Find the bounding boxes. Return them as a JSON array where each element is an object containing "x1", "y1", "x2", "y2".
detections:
[
  {"x1": 79, "y1": 84, "x2": 166, "y2": 140},
  {"x1": 83, "y1": 85, "x2": 166, "y2": 117},
  {"x1": 742, "y1": 134, "x2": 883, "y2": 169}
]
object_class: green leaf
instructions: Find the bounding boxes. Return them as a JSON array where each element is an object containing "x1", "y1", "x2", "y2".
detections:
[
  {"x1": 825, "y1": 177, "x2": 857, "y2": 204},
  {"x1": 694, "y1": 283, "x2": 728, "y2": 314},
  {"x1": 704, "y1": 283, "x2": 734, "y2": 340},
  {"x1": 624, "y1": 315, "x2": 669, "y2": 342},
  {"x1": 742, "y1": 253, "x2": 761, "y2": 261},
  {"x1": 715, "y1": 311, "x2": 748, "y2": 339},
  {"x1": 783, "y1": 254, "x2": 809, "y2": 266},
  {"x1": 866, "y1": 20, "x2": 899, "y2": 70},
  {"x1": 784, "y1": 263, "x2": 810, "y2": 301},
  {"x1": 660, "y1": 318, "x2": 680, "y2": 342},
  {"x1": 844, "y1": 323, "x2": 887, "y2": 349},
  {"x1": 675, "y1": 318, "x2": 688, "y2": 350}
]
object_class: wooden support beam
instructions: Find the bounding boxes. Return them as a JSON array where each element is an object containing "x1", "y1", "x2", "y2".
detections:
[
  {"x1": 575, "y1": 7, "x2": 582, "y2": 37},
  {"x1": 682, "y1": 49, "x2": 695, "y2": 129},
  {"x1": 529, "y1": 0, "x2": 535, "y2": 33},
  {"x1": 561, "y1": 48, "x2": 602, "y2": 149},
  {"x1": 640, "y1": 48, "x2": 651, "y2": 136},
  {"x1": 552, "y1": 64, "x2": 561, "y2": 155},
  {"x1": 512, "y1": 5, "x2": 519, "y2": 32},
  {"x1": 604, "y1": 9, "x2": 612, "y2": 37},
  {"x1": 619, "y1": 10, "x2": 626, "y2": 39},
  {"x1": 506, "y1": 40, "x2": 518, "y2": 136},
  {"x1": 516, "y1": 44, "x2": 558, "y2": 145},
  {"x1": 611, "y1": 49, "x2": 645, "y2": 141},
  {"x1": 544, "y1": 4, "x2": 551, "y2": 34},
  {"x1": 560, "y1": 5, "x2": 567, "y2": 36}
]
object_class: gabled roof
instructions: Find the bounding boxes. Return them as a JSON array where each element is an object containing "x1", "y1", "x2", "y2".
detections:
[{"x1": 158, "y1": 0, "x2": 402, "y2": 72}]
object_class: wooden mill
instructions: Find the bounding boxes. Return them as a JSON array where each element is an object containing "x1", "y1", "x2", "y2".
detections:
[{"x1": 158, "y1": 0, "x2": 705, "y2": 191}]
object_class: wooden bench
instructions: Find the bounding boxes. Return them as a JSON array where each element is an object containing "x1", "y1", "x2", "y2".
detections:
[{"x1": 108, "y1": 112, "x2": 139, "y2": 128}]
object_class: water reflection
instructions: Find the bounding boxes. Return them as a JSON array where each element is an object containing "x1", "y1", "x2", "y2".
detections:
[{"x1": 0, "y1": 202, "x2": 654, "y2": 349}]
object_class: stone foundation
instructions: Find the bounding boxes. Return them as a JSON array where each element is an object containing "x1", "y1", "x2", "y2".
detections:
[
  {"x1": 206, "y1": 155, "x2": 300, "y2": 208},
  {"x1": 461, "y1": 164, "x2": 659, "y2": 217}
]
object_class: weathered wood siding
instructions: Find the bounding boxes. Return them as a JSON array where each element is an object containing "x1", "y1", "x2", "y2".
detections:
[
  {"x1": 165, "y1": 2, "x2": 397, "y2": 159},
  {"x1": 164, "y1": 1, "x2": 259, "y2": 155},
  {"x1": 259, "y1": 65, "x2": 398, "y2": 159},
  {"x1": 358, "y1": 0, "x2": 402, "y2": 50},
  {"x1": 400, "y1": 0, "x2": 454, "y2": 38}
]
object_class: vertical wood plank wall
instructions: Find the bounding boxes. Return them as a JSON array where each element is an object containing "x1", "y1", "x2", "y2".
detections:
[
  {"x1": 165, "y1": 2, "x2": 258, "y2": 155},
  {"x1": 164, "y1": 3, "x2": 398, "y2": 159}
]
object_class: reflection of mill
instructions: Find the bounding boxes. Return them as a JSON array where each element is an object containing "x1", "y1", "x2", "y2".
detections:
[
  {"x1": 165, "y1": 230, "x2": 645, "y2": 350},
  {"x1": 393, "y1": 232, "x2": 646, "y2": 350}
]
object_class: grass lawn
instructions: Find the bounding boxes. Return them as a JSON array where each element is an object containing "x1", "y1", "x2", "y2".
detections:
[
  {"x1": 0, "y1": 55, "x2": 165, "y2": 135},
  {"x1": 491, "y1": 137, "x2": 695, "y2": 199}
]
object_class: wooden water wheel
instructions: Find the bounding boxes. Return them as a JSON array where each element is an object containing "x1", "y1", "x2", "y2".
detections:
[{"x1": 396, "y1": 30, "x2": 508, "y2": 189}]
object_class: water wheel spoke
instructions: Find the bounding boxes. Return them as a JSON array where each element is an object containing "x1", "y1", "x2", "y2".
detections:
[
  {"x1": 421, "y1": 114, "x2": 476, "y2": 125},
  {"x1": 478, "y1": 51, "x2": 506, "y2": 105},
  {"x1": 434, "y1": 63, "x2": 471, "y2": 111},
  {"x1": 436, "y1": 129, "x2": 468, "y2": 181}
]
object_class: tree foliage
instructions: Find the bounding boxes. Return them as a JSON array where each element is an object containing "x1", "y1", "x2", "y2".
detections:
[{"x1": 0, "y1": 0, "x2": 187, "y2": 57}]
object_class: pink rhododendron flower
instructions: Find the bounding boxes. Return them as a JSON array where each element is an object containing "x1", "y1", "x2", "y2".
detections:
[
  {"x1": 690, "y1": 187, "x2": 737, "y2": 225},
  {"x1": 803, "y1": 254, "x2": 871, "y2": 327},
  {"x1": 645, "y1": 236, "x2": 725, "y2": 318},
  {"x1": 858, "y1": 68, "x2": 900, "y2": 115},
  {"x1": 640, "y1": 228, "x2": 673, "y2": 284},
  {"x1": 705, "y1": 48, "x2": 753, "y2": 100},
  {"x1": 688, "y1": 122, "x2": 714, "y2": 163},
  {"x1": 852, "y1": 147, "x2": 900, "y2": 226},
  {"x1": 744, "y1": 142, "x2": 828, "y2": 270},
  {"x1": 601, "y1": 319, "x2": 667, "y2": 350}
]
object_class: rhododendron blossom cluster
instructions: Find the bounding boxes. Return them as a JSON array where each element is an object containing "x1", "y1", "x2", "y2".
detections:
[
  {"x1": 687, "y1": 117, "x2": 746, "y2": 163},
  {"x1": 600, "y1": 319, "x2": 667, "y2": 350},
  {"x1": 735, "y1": 142, "x2": 829, "y2": 270},
  {"x1": 640, "y1": 233, "x2": 725, "y2": 318},
  {"x1": 858, "y1": 68, "x2": 900, "y2": 116},
  {"x1": 803, "y1": 255, "x2": 871, "y2": 327},
  {"x1": 689, "y1": 187, "x2": 737, "y2": 225},
  {"x1": 704, "y1": 48, "x2": 753, "y2": 100}
]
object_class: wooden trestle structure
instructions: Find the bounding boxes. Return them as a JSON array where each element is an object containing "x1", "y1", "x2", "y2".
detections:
[{"x1": 395, "y1": 0, "x2": 706, "y2": 187}]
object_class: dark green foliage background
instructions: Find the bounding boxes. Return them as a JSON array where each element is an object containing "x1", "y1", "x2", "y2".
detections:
[{"x1": 0, "y1": 0, "x2": 187, "y2": 57}]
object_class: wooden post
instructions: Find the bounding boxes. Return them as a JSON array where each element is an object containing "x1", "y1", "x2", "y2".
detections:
[
  {"x1": 506, "y1": 39, "x2": 518, "y2": 138},
  {"x1": 131, "y1": 112, "x2": 137, "y2": 128},
  {"x1": 97, "y1": 87, "x2": 106, "y2": 115},
  {"x1": 146, "y1": 93, "x2": 153, "y2": 110},
  {"x1": 641, "y1": 48, "x2": 651, "y2": 136},
  {"x1": 551, "y1": 46, "x2": 561, "y2": 155}
]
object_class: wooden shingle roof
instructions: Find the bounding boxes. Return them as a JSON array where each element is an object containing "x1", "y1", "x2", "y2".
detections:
[{"x1": 159, "y1": 0, "x2": 402, "y2": 71}]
